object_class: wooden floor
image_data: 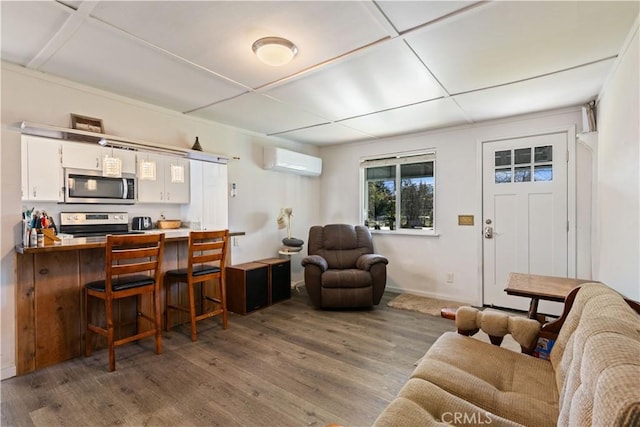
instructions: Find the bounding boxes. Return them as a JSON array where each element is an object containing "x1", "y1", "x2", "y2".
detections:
[{"x1": 1, "y1": 288, "x2": 454, "y2": 427}]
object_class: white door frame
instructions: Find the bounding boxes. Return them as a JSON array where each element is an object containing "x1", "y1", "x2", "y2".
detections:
[{"x1": 476, "y1": 125, "x2": 577, "y2": 306}]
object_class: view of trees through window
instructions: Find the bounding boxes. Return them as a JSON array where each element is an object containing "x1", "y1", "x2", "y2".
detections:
[{"x1": 364, "y1": 158, "x2": 434, "y2": 231}]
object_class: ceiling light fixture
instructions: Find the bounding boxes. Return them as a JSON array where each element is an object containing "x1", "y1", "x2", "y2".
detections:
[{"x1": 252, "y1": 37, "x2": 298, "y2": 66}]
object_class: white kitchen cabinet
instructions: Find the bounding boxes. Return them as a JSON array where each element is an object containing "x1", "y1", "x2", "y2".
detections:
[
  {"x1": 182, "y1": 160, "x2": 228, "y2": 230},
  {"x1": 112, "y1": 148, "x2": 136, "y2": 175},
  {"x1": 137, "y1": 153, "x2": 190, "y2": 204},
  {"x1": 21, "y1": 135, "x2": 63, "y2": 202},
  {"x1": 61, "y1": 141, "x2": 136, "y2": 174},
  {"x1": 61, "y1": 141, "x2": 102, "y2": 170}
]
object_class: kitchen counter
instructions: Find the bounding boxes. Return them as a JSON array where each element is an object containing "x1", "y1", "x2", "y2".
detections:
[
  {"x1": 14, "y1": 227, "x2": 245, "y2": 375},
  {"x1": 15, "y1": 229, "x2": 245, "y2": 253}
]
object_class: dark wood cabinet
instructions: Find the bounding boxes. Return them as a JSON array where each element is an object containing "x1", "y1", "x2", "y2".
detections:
[
  {"x1": 256, "y1": 258, "x2": 291, "y2": 304},
  {"x1": 225, "y1": 262, "x2": 269, "y2": 315},
  {"x1": 225, "y1": 258, "x2": 291, "y2": 315}
]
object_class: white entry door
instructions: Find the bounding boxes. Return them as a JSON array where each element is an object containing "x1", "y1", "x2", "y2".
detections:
[{"x1": 482, "y1": 132, "x2": 568, "y2": 310}]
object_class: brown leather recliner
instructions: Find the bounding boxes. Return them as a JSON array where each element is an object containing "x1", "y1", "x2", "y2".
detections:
[{"x1": 301, "y1": 224, "x2": 388, "y2": 308}]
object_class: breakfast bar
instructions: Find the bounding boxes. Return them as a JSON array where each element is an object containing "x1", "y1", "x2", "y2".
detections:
[{"x1": 14, "y1": 230, "x2": 244, "y2": 375}]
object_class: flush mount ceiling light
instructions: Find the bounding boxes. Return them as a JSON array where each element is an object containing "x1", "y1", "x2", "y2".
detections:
[{"x1": 252, "y1": 37, "x2": 298, "y2": 66}]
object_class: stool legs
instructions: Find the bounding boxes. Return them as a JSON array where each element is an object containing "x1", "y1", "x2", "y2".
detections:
[
  {"x1": 154, "y1": 286, "x2": 162, "y2": 354},
  {"x1": 165, "y1": 276, "x2": 227, "y2": 341},
  {"x1": 187, "y1": 279, "x2": 198, "y2": 342},
  {"x1": 106, "y1": 297, "x2": 115, "y2": 372}
]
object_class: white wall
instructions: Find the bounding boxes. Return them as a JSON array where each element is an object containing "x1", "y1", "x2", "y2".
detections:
[
  {"x1": 595, "y1": 24, "x2": 640, "y2": 300},
  {"x1": 0, "y1": 63, "x2": 320, "y2": 378},
  {"x1": 319, "y1": 108, "x2": 590, "y2": 304}
]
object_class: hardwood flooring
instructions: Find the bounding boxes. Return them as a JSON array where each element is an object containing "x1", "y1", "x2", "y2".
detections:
[{"x1": 1, "y1": 289, "x2": 455, "y2": 427}]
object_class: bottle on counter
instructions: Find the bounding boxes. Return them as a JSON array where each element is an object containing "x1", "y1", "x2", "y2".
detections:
[
  {"x1": 37, "y1": 231, "x2": 44, "y2": 247},
  {"x1": 23, "y1": 221, "x2": 30, "y2": 247},
  {"x1": 30, "y1": 228, "x2": 37, "y2": 247}
]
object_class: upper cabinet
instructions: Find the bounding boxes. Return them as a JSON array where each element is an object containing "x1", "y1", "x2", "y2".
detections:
[
  {"x1": 137, "y1": 153, "x2": 190, "y2": 204},
  {"x1": 21, "y1": 136, "x2": 63, "y2": 202},
  {"x1": 19, "y1": 122, "x2": 229, "y2": 208},
  {"x1": 61, "y1": 141, "x2": 136, "y2": 174}
]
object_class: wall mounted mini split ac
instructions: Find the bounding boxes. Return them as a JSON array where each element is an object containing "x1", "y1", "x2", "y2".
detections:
[{"x1": 263, "y1": 146, "x2": 322, "y2": 177}]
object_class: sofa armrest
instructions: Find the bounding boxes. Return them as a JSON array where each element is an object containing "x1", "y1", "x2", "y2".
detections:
[
  {"x1": 356, "y1": 254, "x2": 388, "y2": 271},
  {"x1": 456, "y1": 306, "x2": 541, "y2": 354},
  {"x1": 301, "y1": 255, "x2": 328, "y2": 272}
]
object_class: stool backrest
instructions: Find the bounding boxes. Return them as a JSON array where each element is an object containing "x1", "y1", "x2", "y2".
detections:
[
  {"x1": 188, "y1": 230, "x2": 229, "y2": 276},
  {"x1": 105, "y1": 233, "x2": 165, "y2": 293}
]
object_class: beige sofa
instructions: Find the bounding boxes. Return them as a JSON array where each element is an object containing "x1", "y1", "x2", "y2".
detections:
[{"x1": 373, "y1": 283, "x2": 640, "y2": 426}]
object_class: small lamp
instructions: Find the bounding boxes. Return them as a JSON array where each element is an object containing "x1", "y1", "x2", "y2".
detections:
[{"x1": 277, "y1": 207, "x2": 304, "y2": 253}]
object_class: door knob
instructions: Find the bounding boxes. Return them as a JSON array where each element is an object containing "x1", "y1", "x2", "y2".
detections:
[{"x1": 484, "y1": 226, "x2": 494, "y2": 239}]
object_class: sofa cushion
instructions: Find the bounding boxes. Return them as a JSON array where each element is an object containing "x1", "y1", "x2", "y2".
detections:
[
  {"x1": 320, "y1": 286, "x2": 373, "y2": 308},
  {"x1": 549, "y1": 282, "x2": 640, "y2": 426},
  {"x1": 373, "y1": 378, "x2": 523, "y2": 427},
  {"x1": 321, "y1": 269, "x2": 372, "y2": 288},
  {"x1": 412, "y1": 332, "x2": 558, "y2": 427}
]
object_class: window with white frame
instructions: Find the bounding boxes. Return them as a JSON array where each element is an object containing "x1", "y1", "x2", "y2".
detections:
[{"x1": 361, "y1": 152, "x2": 435, "y2": 233}]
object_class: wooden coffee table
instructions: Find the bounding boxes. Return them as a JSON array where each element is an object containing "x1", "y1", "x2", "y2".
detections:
[{"x1": 504, "y1": 273, "x2": 596, "y2": 320}]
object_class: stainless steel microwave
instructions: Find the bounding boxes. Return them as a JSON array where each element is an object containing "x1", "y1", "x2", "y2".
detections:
[{"x1": 65, "y1": 168, "x2": 136, "y2": 204}]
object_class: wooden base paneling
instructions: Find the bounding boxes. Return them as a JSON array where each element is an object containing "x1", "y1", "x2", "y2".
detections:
[
  {"x1": 34, "y1": 251, "x2": 82, "y2": 368},
  {"x1": 15, "y1": 253, "x2": 36, "y2": 374},
  {"x1": 15, "y1": 240, "x2": 190, "y2": 375}
]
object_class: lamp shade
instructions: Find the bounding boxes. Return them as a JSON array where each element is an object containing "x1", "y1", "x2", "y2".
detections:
[
  {"x1": 102, "y1": 154, "x2": 122, "y2": 177},
  {"x1": 139, "y1": 159, "x2": 156, "y2": 181},
  {"x1": 277, "y1": 207, "x2": 292, "y2": 230}
]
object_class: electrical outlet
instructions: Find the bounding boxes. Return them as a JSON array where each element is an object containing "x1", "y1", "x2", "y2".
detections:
[{"x1": 446, "y1": 272, "x2": 454, "y2": 283}]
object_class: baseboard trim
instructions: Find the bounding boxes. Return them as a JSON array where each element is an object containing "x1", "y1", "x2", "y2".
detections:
[
  {"x1": 1, "y1": 364, "x2": 17, "y2": 380},
  {"x1": 385, "y1": 286, "x2": 472, "y2": 305}
]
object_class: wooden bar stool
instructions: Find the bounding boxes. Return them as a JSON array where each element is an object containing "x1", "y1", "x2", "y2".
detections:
[
  {"x1": 85, "y1": 233, "x2": 165, "y2": 372},
  {"x1": 165, "y1": 229, "x2": 229, "y2": 341}
]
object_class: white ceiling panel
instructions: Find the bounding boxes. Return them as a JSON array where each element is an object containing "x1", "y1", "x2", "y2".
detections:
[
  {"x1": 1, "y1": 1, "x2": 636, "y2": 146},
  {"x1": 39, "y1": 20, "x2": 247, "y2": 112},
  {"x1": 406, "y1": 1, "x2": 639, "y2": 94},
  {"x1": 454, "y1": 59, "x2": 616, "y2": 123},
  {"x1": 90, "y1": 1, "x2": 392, "y2": 89},
  {"x1": 340, "y1": 97, "x2": 469, "y2": 138},
  {"x1": 376, "y1": 1, "x2": 479, "y2": 32},
  {"x1": 0, "y1": 1, "x2": 71, "y2": 65},
  {"x1": 276, "y1": 123, "x2": 377, "y2": 146},
  {"x1": 266, "y1": 38, "x2": 447, "y2": 121},
  {"x1": 189, "y1": 93, "x2": 329, "y2": 135}
]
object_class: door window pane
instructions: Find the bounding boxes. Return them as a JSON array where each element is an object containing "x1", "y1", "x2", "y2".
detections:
[
  {"x1": 514, "y1": 167, "x2": 531, "y2": 182},
  {"x1": 534, "y1": 146, "x2": 553, "y2": 163},
  {"x1": 495, "y1": 168, "x2": 512, "y2": 183},
  {"x1": 495, "y1": 150, "x2": 511, "y2": 167},
  {"x1": 534, "y1": 165, "x2": 553, "y2": 181},
  {"x1": 514, "y1": 148, "x2": 531, "y2": 164}
]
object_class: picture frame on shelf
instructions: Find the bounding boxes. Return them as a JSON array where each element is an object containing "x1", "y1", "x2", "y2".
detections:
[{"x1": 70, "y1": 113, "x2": 104, "y2": 133}]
